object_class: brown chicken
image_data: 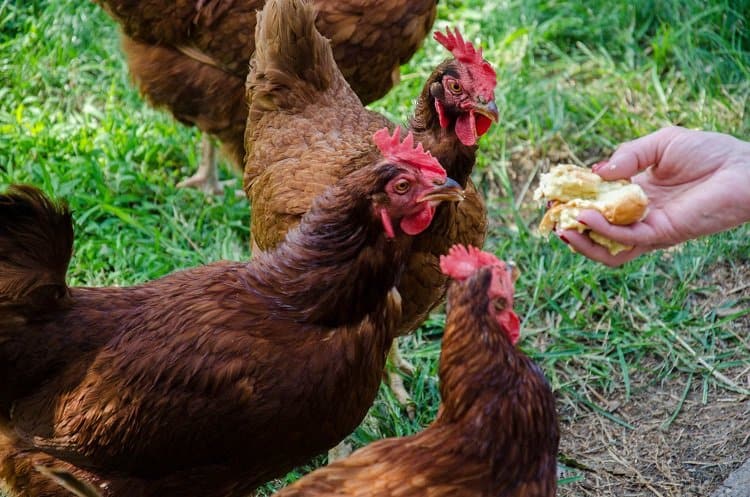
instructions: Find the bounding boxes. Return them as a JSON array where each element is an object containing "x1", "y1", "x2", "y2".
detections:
[
  {"x1": 268, "y1": 245, "x2": 559, "y2": 497},
  {"x1": 93, "y1": 0, "x2": 438, "y2": 193},
  {"x1": 244, "y1": 0, "x2": 498, "y2": 410},
  {"x1": 25, "y1": 247, "x2": 559, "y2": 497},
  {"x1": 0, "y1": 130, "x2": 464, "y2": 497}
]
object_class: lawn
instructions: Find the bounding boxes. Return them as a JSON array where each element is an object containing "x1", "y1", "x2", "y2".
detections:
[{"x1": 1, "y1": 0, "x2": 749, "y2": 496}]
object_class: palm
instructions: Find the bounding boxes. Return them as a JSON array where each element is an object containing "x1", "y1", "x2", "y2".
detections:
[
  {"x1": 633, "y1": 134, "x2": 750, "y2": 244},
  {"x1": 561, "y1": 127, "x2": 750, "y2": 266}
]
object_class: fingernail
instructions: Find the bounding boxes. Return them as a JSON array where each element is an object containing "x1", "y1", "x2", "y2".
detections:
[
  {"x1": 608, "y1": 162, "x2": 618, "y2": 170},
  {"x1": 558, "y1": 234, "x2": 570, "y2": 244},
  {"x1": 591, "y1": 161, "x2": 607, "y2": 172}
]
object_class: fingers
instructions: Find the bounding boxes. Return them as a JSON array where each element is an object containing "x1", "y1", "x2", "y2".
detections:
[
  {"x1": 558, "y1": 209, "x2": 677, "y2": 266},
  {"x1": 575, "y1": 210, "x2": 659, "y2": 247},
  {"x1": 558, "y1": 229, "x2": 644, "y2": 267},
  {"x1": 556, "y1": 208, "x2": 662, "y2": 266},
  {"x1": 594, "y1": 126, "x2": 685, "y2": 181}
]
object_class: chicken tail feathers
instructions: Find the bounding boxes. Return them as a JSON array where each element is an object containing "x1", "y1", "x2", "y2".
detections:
[
  {"x1": 0, "y1": 185, "x2": 73, "y2": 316},
  {"x1": 248, "y1": 0, "x2": 338, "y2": 112}
]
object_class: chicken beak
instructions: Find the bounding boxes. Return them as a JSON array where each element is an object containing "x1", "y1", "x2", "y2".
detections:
[
  {"x1": 418, "y1": 177, "x2": 464, "y2": 203},
  {"x1": 506, "y1": 261, "x2": 521, "y2": 284},
  {"x1": 473, "y1": 100, "x2": 499, "y2": 123}
]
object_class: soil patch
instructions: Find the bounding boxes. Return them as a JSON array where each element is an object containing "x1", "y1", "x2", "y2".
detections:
[
  {"x1": 558, "y1": 376, "x2": 749, "y2": 497},
  {"x1": 557, "y1": 259, "x2": 750, "y2": 496}
]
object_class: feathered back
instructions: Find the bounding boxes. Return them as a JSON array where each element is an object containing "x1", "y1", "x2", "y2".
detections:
[
  {"x1": 248, "y1": 0, "x2": 339, "y2": 113},
  {"x1": 0, "y1": 185, "x2": 73, "y2": 316}
]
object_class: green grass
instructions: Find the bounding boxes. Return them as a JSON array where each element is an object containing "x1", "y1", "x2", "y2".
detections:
[{"x1": 1, "y1": 0, "x2": 749, "y2": 494}]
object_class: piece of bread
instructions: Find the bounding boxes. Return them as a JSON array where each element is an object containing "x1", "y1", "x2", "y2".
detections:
[{"x1": 533, "y1": 164, "x2": 649, "y2": 255}]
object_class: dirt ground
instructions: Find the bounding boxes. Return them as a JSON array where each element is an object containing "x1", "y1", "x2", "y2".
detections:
[
  {"x1": 556, "y1": 260, "x2": 750, "y2": 497},
  {"x1": 558, "y1": 375, "x2": 749, "y2": 496}
]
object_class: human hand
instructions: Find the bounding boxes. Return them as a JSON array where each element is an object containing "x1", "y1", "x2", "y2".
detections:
[{"x1": 560, "y1": 126, "x2": 750, "y2": 266}]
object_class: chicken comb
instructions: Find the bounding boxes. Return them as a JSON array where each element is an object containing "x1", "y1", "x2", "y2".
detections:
[
  {"x1": 434, "y1": 28, "x2": 497, "y2": 91},
  {"x1": 440, "y1": 244, "x2": 502, "y2": 281},
  {"x1": 372, "y1": 127, "x2": 446, "y2": 178},
  {"x1": 434, "y1": 28, "x2": 484, "y2": 67}
]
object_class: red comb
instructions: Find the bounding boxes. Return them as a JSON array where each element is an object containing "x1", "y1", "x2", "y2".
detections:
[
  {"x1": 440, "y1": 244, "x2": 502, "y2": 281},
  {"x1": 434, "y1": 28, "x2": 498, "y2": 95},
  {"x1": 372, "y1": 127, "x2": 446, "y2": 178},
  {"x1": 434, "y1": 28, "x2": 484, "y2": 67}
]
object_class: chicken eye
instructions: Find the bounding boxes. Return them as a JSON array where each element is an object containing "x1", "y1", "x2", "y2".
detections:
[
  {"x1": 393, "y1": 179, "x2": 411, "y2": 194},
  {"x1": 492, "y1": 298, "x2": 507, "y2": 312},
  {"x1": 447, "y1": 79, "x2": 463, "y2": 94}
]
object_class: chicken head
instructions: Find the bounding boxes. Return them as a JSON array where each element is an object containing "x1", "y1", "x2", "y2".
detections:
[
  {"x1": 440, "y1": 244, "x2": 520, "y2": 344},
  {"x1": 431, "y1": 28, "x2": 499, "y2": 146},
  {"x1": 371, "y1": 127, "x2": 464, "y2": 238}
]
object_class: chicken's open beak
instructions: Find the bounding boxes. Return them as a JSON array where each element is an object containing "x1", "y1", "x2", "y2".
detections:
[
  {"x1": 418, "y1": 177, "x2": 465, "y2": 203},
  {"x1": 473, "y1": 100, "x2": 499, "y2": 123}
]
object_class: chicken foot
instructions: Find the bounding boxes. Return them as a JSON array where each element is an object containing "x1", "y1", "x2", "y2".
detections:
[
  {"x1": 177, "y1": 134, "x2": 224, "y2": 194},
  {"x1": 177, "y1": 135, "x2": 245, "y2": 197}
]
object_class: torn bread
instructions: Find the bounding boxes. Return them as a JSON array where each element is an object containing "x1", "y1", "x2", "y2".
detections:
[{"x1": 534, "y1": 164, "x2": 649, "y2": 255}]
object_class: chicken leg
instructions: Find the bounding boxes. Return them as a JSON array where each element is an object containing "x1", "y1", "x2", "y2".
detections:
[
  {"x1": 177, "y1": 134, "x2": 223, "y2": 195},
  {"x1": 385, "y1": 341, "x2": 416, "y2": 419}
]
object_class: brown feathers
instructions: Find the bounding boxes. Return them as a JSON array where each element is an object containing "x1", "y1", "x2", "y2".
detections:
[
  {"x1": 245, "y1": 0, "x2": 493, "y2": 343},
  {"x1": 0, "y1": 160, "x2": 433, "y2": 497},
  {"x1": 121, "y1": 36, "x2": 248, "y2": 168},
  {"x1": 0, "y1": 185, "x2": 73, "y2": 317},
  {"x1": 34, "y1": 465, "x2": 103, "y2": 497},
  {"x1": 249, "y1": 0, "x2": 335, "y2": 113},
  {"x1": 272, "y1": 262, "x2": 560, "y2": 497},
  {"x1": 95, "y1": 0, "x2": 437, "y2": 171}
]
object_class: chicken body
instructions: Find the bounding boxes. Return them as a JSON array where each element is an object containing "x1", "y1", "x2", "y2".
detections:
[
  {"x1": 93, "y1": 0, "x2": 438, "y2": 190},
  {"x1": 273, "y1": 250, "x2": 560, "y2": 497},
  {"x1": 245, "y1": 0, "x2": 496, "y2": 339},
  {"x1": 1, "y1": 279, "x2": 391, "y2": 497},
  {"x1": 0, "y1": 148, "x2": 459, "y2": 497}
]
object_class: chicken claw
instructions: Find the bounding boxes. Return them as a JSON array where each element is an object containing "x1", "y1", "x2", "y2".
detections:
[
  {"x1": 177, "y1": 135, "x2": 223, "y2": 194},
  {"x1": 177, "y1": 135, "x2": 244, "y2": 197}
]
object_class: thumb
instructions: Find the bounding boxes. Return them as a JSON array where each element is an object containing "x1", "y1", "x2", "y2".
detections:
[{"x1": 593, "y1": 126, "x2": 683, "y2": 181}]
